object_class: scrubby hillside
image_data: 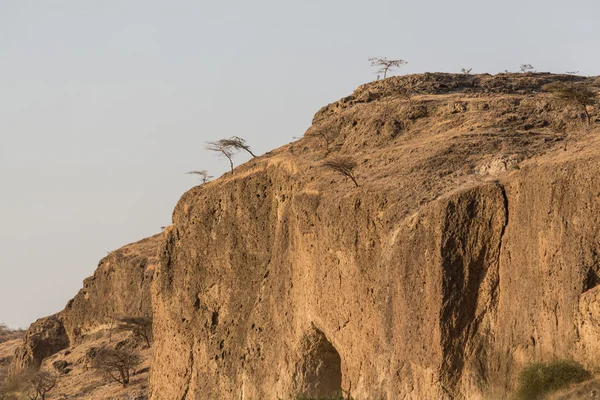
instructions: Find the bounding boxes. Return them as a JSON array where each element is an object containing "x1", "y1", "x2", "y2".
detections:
[
  {"x1": 6, "y1": 235, "x2": 161, "y2": 399},
  {"x1": 8, "y1": 73, "x2": 600, "y2": 400}
]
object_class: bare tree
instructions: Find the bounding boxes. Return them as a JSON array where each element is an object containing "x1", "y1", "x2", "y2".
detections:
[
  {"x1": 92, "y1": 346, "x2": 141, "y2": 388},
  {"x1": 461, "y1": 68, "x2": 472, "y2": 75},
  {"x1": 219, "y1": 136, "x2": 257, "y2": 157},
  {"x1": 323, "y1": 157, "x2": 359, "y2": 187},
  {"x1": 2, "y1": 370, "x2": 57, "y2": 400},
  {"x1": 369, "y1": 57, "x2": 407, "y2": 79},
  {"x1": 520, "y1": 64, "x2": 536, "y2": 73},
  {"x1": 186, "y1": 170, "x2": 213, "y2": 184},
  {"x1": 205, "y1": 140, "x2": 238, "y2": 173},
  {"x1": 114, "y1": 317, "x2": 152, "y2": 348},
  {"x1": 544, "y1": 82, "x2": 597, "y2": 125},
  {"x1": 24, "y1": 371, "x2": 57, "y2": 400}
]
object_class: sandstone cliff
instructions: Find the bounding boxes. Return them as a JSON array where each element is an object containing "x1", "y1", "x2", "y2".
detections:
[
  {"x1": 9, "y1": 73, "x2": 600, "y2": 400},
  {"x1": 150, "y1": 73, "x2": 600, "y2": 399}
]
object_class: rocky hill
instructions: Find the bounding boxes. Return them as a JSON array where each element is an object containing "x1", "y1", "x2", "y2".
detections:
[{"x1": 5, "y1": 73, "x2": 600, "y2": 399}]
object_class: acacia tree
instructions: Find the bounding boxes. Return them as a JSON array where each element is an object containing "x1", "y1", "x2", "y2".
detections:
[
  {"x1": 2, "y1": 370, "x2": 57, "y2": 400},
  {"x1": 186, "y1": 170, "x2": 213, "y2": 184},
  {"x1": 114, "y1": 317, "x2": 153, "y2": 348},
  {"x1": 520, "y1": 64, "x2": 536, "y2": 73},
  {"x1": 369, "y1": 57, "x2": 407, "y2": 79},
  {"x1": 323, "y1": 157, "x2": 359, "y2": 187},
  {"x1": 92, "y1": 346, "x2": 141, "y2": 388},
  {"x1": 205, "y1": 140, "x2": 238, "y2": 173},
  {"x1": 219, "y1": 136, "x2": 256, "y2": 157},
  {"x1": 544, "y1": 82, "x2": 597, "y2": 125}
]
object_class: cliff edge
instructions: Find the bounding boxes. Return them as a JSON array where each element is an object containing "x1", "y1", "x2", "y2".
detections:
[{"x1": 151, "y1": 73, "x2": 600, "y2": 399}]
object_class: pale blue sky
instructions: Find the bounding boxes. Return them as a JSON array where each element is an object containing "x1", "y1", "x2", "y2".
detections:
[{"x1": 1, "y1": 0, "x2": 598, "y2": 328}]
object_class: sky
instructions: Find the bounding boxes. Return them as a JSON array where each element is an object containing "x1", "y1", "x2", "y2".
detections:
[{"x1": 0, "y1": 0, "x2": 599, "y2": 328}]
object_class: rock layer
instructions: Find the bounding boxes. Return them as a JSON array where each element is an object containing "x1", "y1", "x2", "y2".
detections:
[{"x1": 150, "y1": 74, "x2": 600, "y2": 399}]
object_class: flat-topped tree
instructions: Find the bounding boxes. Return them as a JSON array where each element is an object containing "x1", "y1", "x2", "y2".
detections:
[
  {"x1": 323, "y1": 156, "x2": 359, "y2": 188},
  {"x1": 219, "y1": 136, "x2": 257, "y2": 157},
  {"x1": 369, "y1": 57, "x2": 407, "y2": 79}
]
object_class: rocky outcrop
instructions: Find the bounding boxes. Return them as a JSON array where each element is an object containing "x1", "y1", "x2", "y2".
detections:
[
  {"x1": 9, "y1": 316, "x2": 69, "y2": 373},
  {"x1": 61, "y1": 233, "x2": 160, "y2": 341},
  {"x1": 10, "y1": 234, "x2": 161, "y2": 374},
  {"x1": 149, "y1": 73, "x2": 600, "y2": 399}
]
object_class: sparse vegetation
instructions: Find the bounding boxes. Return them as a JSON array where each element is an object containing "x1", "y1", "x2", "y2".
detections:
[
  {"x1": 369, "y1": 57, "x2": 407, "y2": 79},
  {"x1": 92, "y1": 346, "x2": 141, "y2": 388},
  {"x1": 520, "y1": 64, "x2": 536, "y2": 73},
  {"x1": 205, "y1": 136, "x2": 256, "y2": 173},
  {"x1": 114, "y1": 317, "x2": 152, "y2": 348},
  {"x1": 544, "y1": 82, "x2": 597, "y2": 125},
  {"x1": 186, "y1": 170, "x2": 213, "y2": 184},
  {"x1": 219, "y1": 136, "x2": 257, "y2": 157},
  {"x1": 323, "y1": 157, "x2": 359, "y2": 187},
  {"x1": 1, "y1": 370, "x2": 57, "y2": 400},
  {"x1": 516, "y1": 360, "x2": 592, "y2": 400},
  {"x1": 205, "y1": 140, "x2": 237, "y2": 173}
]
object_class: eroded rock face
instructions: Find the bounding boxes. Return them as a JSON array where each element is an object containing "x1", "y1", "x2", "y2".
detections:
[
  {"x1": 61, "y1": 234, "x2": 160, "y2": 341},
  {"x1": 10, "y1": 234, "x2": 161, "y2": 374},
  {"x1": 149, "y1": 73, "x2": 600, "y2": 399},
  {"x1": 9, "y1": 316, "x2": 69, "y2": 374}
]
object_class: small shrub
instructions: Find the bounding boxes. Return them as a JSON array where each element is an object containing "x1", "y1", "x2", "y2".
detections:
[
  {"x1": 322, "y1": 157, "x2": 359, "y2": 188},
  {"x1": 516, "y1": 360, "x2": 591, "y2": 400}
]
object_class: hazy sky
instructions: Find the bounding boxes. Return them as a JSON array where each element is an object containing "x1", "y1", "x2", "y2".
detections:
[{"x1": 1, "y1": 0, "x2": 598, "y2": 328}]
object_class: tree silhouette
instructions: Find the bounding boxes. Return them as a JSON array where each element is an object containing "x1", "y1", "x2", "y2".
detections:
[
  {"x1": 186, "y1": 170, "x2": 213, "y2": 184},
  {"x1": 205, "y1": 140, "x2": 238, "y2": 173},
  {"x1": 369, "y1": 57, "x2": 407, "y2": 79},
  {"x1": 219, "y1": 136, "x2": 257, "y2": 157}
]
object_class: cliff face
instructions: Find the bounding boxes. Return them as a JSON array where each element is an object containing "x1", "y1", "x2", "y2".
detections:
[
  {"x1": 150, "y1": 73, "x2": 600, "y2": 399},
  {"x1": 10, "y1": 73, "x2": 600, "y2": 399},
  {"x1": 10, "y1": 234, "x2": 161, "y2": 374}
]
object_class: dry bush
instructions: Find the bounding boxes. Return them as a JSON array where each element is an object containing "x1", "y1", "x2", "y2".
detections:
[
  {"x1": 520, "y1": 64, "x2": 536, "y2": 73},
  {"x1": 368, "y1": 57, "x2": 407, "y2": 79},
  {"x1": 544, "y1": 82, "x2": 597, "y2": 125},
  {"x1": 114, "y1": 317, "x2": 152, "y2": 348},
  {"x1": 92, "y1": 346, "x2": 141, "y2": 388},
  {"x1": 322, "y1": 157, "x2": 359, "y2": 187},
  {"x1": 1, "y1": 370, "x2": 57, "y2": 400},
  {"x1": 186, "y1": 170, "x2": 213, "y2": 184}
]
